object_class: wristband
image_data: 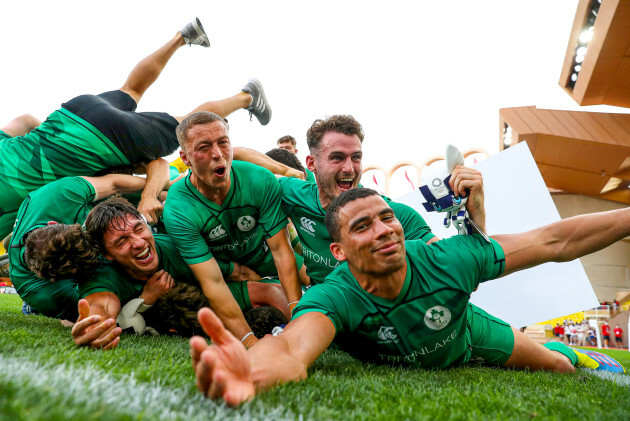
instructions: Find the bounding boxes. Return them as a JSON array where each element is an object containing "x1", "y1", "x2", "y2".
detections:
[
  {"x1": 288, "y1": 301, "x2": 299, "y2": 307},
  {"x1": 242, "y1": 332, "x2": 258, "y2": 348}
]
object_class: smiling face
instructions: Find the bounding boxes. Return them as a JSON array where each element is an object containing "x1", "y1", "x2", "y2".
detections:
[
  {"x1": 180, "y1": 120, "x2": 233, "y2": 200},
  {"x1": 102, "y1": 214, "x2": 159, "y2": 281},
  {"x1": 307, "y1": 131, "x2": 363, "y2": 209},
  {"x1": 330, "y1": 195, "x2": 406, "y2": 277}
]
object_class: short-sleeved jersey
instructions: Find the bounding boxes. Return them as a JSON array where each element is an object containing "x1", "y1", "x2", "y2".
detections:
[
  {"x1": 79, "y1": 234, "x2": 253, "y2": 311},
  {"x1": 163, "y1": 161, "x2": 288, "y2": 278},
  {"x1": 304, "y1": 168, "x2": 316, "y2": 183},
  {"x1": 78, "y1": 234, "x2": 198, "y2": 303},
  {"x1": 0, "y1": 109, "x2": 129, "y2": 220},
  {"x1": 292, "y1": 236, "x2": 505, "y2": 369},
  {"x1": 9, "y1": 177, "x2": 97, "y2": 298},
  {"x1": 278, "y1": 177, "x2": 435, "y2": 285}
]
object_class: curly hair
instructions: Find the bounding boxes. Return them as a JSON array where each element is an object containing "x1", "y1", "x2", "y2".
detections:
[
  {"x1": 142, "y1": 282, "x2": 208, "y2": 337},
  {"x1": 244, "y1": 306, "x2": 287, "y2": 339},
  {"x1": 24, "y1": 224, "x2": 101, "y2": 281},
  {"x1": 306, "y1": 115, "x2": 364, "y2": 153}
]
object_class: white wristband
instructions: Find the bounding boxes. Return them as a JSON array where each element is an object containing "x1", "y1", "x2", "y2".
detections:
[{"x1": 241, "y1": 331, "x2": 255, "y2": 343}]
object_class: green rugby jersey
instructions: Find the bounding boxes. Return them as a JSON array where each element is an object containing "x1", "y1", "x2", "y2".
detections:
[
  {"x1": 304, "y1": 168, "x2": 316, "y2": 183},
  {"x1": 278, "y1": 177, "x2": 435, "y2": 285},
  {"x1": 292, "y1": 236, "x2": 505, "y2": 369},
  {"x1": 163, "y1": 161, "x2": 289, "y2": 278},
  {"x1": 79, "y1": 234, "x2": 252, "y2": 311},
  {"x1": 9, "y1": 177, "x2": 96, "y2": 310},
  {"x1": 0, "y1": 109, "x2": 129, "y2": 220},
  {"x1": 79, "y1": 234, "x2": 195, "y2": 303}
]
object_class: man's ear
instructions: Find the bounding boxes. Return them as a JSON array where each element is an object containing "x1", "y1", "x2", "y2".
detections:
[
  {"x1": 330, "y1": 242, "x2": 346, "y2": 262},
  {"x1": 179, "y1": 149, "x2": 191, "y2": 167},
  {"x1": 305, "y1": 155, "x2": 316, "y2": 173},
  {"x1": 102, "y1": 251, "x2": 115, "y2": 261}
]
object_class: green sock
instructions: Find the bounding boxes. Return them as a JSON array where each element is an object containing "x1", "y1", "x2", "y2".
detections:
[{"x1": 544, "y1": 342, "x2": 578, "y2": 366}]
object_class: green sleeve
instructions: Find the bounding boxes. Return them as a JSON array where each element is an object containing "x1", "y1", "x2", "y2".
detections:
[
  {"x1": 390, "y1": 200, "x2": 435, "y2": 243},
  {"x1": 258, "y1": 171, "x2": 289, "y2": 238},
  {"x1": 78, "y1": 264, "x2": 143, "y2": 304},
  {"x1": 291, "y1": 285, "x2": 342, "y2": 334}
]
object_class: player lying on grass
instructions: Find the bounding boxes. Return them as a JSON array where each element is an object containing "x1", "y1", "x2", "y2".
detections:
[
  {"x1": 67, "y1": 196, "x2": 291, "y2": 350},
  {"x1": 276, "y1": 115, "x2": 486, "y2": 286},
  {"x1": 192, "y1": 188, "x2": 628, "y2": 406},
  {"x1": 162, "y1": 112, "x2": 303, "y2": 349},
  {"x1": 0, "y1": 17, "x2": 298, "y2": 238},
  {"x1": 139, "y1": 282, "x2": 288, "y2": 339},
  {"x1": 10, "y1": 176, "x2": 150, "y2": 320}
]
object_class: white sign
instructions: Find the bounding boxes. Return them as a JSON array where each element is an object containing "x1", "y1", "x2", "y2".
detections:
[{"x1": 397, "y1": 142, "x2": 598, "y2": 327}]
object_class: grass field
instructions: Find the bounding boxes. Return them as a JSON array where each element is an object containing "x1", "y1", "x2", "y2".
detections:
[{"x1": 2, "y1": 293, "x2": 630, "y2": 421}]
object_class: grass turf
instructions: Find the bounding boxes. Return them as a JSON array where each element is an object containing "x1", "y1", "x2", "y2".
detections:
[{"x1": 1, "y1": 293, "x2": 630, "y2": 420}]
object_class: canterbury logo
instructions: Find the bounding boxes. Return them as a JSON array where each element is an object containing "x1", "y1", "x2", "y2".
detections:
[
  {"x1": 208, "y1": 225, "x2": 227, "y2": 240},
  {"x1": 300, "y1": 217, "x2": 316, "y2": 233},
  {"x1": 377, "y1": 326, "x2": 398, "y2": 341}
]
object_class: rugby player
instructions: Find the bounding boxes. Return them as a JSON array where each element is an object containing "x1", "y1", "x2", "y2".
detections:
[
  {"x1": 191, "y1": 188, "x2": 627, "y2": 405},
  {"x1": 10, "y1": 175, "x2": 148, "y2": 321},
  {"x1": 70, "y1": 196, "x2": 291, "y2": 349},
  {"x1": 162, "y1": 112, "x2": 302, "y2": 348},
  {"x1": 0, "y1": 18, "x2": 274, "y2": 237},
  {"x1": 278, "y1": 115, "x2": 486, "y2": 285}
]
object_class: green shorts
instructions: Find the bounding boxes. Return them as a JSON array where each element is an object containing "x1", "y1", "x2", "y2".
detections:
[
  {"x1": 0, "y1": 130, "x2": 11, "y2": 140},
  {"x1": 226, "y1": 281, "x2": 252, "y2": 312},
  {"x1": 20, "y1": 278, "x2": 79, "y2": 320},
  {"x1": 466, "y1": 303, "x2": 514, "y2": 366}
]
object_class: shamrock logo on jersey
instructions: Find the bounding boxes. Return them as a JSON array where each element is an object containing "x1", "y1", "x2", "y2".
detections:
[
  {"x1": 237, "y1": 216, "x2": 256, "y2": 232},
  {"x1": 424, "y1": 306, "x2": 452, "y2": 330}
]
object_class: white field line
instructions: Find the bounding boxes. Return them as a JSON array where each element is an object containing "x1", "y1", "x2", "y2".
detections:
[
  {"x1": 0, "y1": 355, "x2": 300, "y2": 420},
  {"x1": 582, "y1": 369, "x2": 630, "y2": 386}
]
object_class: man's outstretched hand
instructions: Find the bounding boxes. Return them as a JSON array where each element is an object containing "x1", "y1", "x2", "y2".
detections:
[
  {"x1": 190, "y1": 307, "x2": 255, "y2": 406},
  {"x1": 71, "y1": 299, "x2": 121, "y2": 350}
]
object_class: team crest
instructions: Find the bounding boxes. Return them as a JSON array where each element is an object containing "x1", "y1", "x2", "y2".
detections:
[
  {"x1": 237, "y1": 216, "x2": 256, "y2": 231},
  {"x1": 424, "y1": 306, "x2": 451, "y2": 330}
]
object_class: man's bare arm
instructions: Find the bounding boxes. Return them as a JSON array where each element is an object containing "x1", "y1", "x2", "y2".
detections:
[
  {"x1": 495, "y1": 207, "x2": 630, "y2": 276},
  {"x1": 82, "y1": 174, "x2": 147, "y2": 200},
  {"x1": 191, "y1": 309, "x2": 335, "y2": 406},
  {"x1": 189, "y1": 259, "x2": 258, "y2": 346},
  {"x1": 138, "y1": 158, "x2": 170, "y2": 224},
  {"x1": 234, "y1": 147, "x2": 304, "y2": 179},
  {"x1": 266, "y1": 229, "x2": 302, "y2": 311}
]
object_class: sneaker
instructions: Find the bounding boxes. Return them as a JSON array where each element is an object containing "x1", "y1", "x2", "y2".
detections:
[
  {"x1": 242, "y1": 78, "x2": 272, "y2": 126},
  {"x1": 574, "y1": 349, "x2": 626, "y2": 373},
  {"x1": 21, "y1": 301, "x2": 35, "y2": 316},
  {"x1": 181, "y1": 18, "x2": 210, "y2": 47}
]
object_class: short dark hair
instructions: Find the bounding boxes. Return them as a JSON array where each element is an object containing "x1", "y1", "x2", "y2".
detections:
[
  {"x1": 176, "y1": 111, "x2": 228, "y2": 150},
  {"x1": 265, "y1": 148, "x2": 306, "y2": 176},
  {"x1": 325, "y1": 188, "x2": 380, "y2": 242},
  {"x1": 84, "y1": 196, "x2": 143, "y2": 254},
  {"x1": 306, "y1": 115, "x2": 364, "y2": 153},
  {"x1": 244, "y1": 306, "x2": 287, "y2": 339},
  {"x1": 24, "y1": 224, "x2": 100, "y2": 281},
  {"x1": 142, "y1": 282, "x2": 208, "y2": 337},
  {"x1": 277, "y1": 135, "x2": 296, "y2": 147}
]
